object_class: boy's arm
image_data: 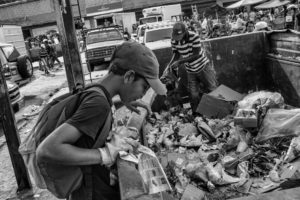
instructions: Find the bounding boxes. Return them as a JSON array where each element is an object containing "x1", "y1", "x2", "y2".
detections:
[
  {"x1": 36, "y1": 93, "x2": 133, "y2": 166},
  {"x1": 37, "y1": 123, "x2": 102, "y2": 165}
]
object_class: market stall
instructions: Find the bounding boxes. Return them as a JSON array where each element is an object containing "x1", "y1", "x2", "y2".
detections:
[{"x1": 226, "y1": 0, "x2": 267, "y2": 9}]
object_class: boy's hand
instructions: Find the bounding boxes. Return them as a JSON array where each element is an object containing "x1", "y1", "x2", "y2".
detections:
[
  {"x1": 125, "y1": 100, "x2": 152, "y2": 116},
  {"x1": 99, "y1": 132, "x2": 139, "y2": 167},
  {"x1": 170, "y1": 61, "x2": 180, "y2": 70}
]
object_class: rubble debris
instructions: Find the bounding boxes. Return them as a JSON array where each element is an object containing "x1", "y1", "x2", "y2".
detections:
[
  {"x1": 195, "y1": 117, "x2": 216, "y2": 142},
  {"x1": 238, "y1": 91, "x2": 284, "y2": 110},
  {"x1": 234, "y1": 109, "x2": 258, "y2": 128},
  {"x1": 257, "y1": 109, "x2": 300, "y2": 142},
  {"x1": 141, "y1": 90, "x2": 300, "y2": 199},
  {"x1": 181, "y1": 184, "x2": 206, "y2": 200},
  {"x1": 22, "y1": 105, "x2": 41, "y2": 118}
]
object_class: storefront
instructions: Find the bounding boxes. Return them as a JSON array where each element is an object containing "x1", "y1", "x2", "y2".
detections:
[{"x1": 85, "y1": 1, "x2": 123, "y2": 28}]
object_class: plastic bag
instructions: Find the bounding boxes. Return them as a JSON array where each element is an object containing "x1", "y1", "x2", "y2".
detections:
[
  {"x1": 256, "y1": 109, "x2": 300, "y2": 142},
  {"x1": 284, "y1": 136, "x2": 300, "y2": 163},
  {"x1": 238, "y1": 91, "x2": 284, "y2": 110}
]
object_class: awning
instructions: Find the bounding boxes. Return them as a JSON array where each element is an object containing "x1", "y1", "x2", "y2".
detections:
[
  {"x1": 227, "y1": 0, "x2": 266, "y2": 9},
  {"x1": 86, "y1": 8, "x2": 123, "y2": 17},
  {"x1": 255, "y1": 0, "x2": 291, "y2": 9}
]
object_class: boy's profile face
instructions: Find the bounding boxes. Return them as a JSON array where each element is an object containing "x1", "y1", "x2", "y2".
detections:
[{"x1": 119, "y1": 71, "x2": 150, "y2": 103}]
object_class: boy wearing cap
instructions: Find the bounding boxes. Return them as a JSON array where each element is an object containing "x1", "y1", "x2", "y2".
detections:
[
  {"x1": 36, "y1": 42, "x2": 166, "y2": 200},
  {"x1": 169, "y1": 22, "x2": 218, "y2": 111}
]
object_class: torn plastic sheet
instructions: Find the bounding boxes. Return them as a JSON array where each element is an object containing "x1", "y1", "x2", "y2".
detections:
[{"x1": 257, "y1": 109, "x2": 300, "y2": 142}]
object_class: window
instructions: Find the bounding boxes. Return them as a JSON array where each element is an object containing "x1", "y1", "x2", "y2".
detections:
[
  {"x1": 1, "y1": 45, "x2": 20, "y2": 62},
  {"x1": 86, "y1": 29, "x2": 122, "y2": 44},
  {"x1": 145, "y1": 28, "x2": 173, "y2": 43}
]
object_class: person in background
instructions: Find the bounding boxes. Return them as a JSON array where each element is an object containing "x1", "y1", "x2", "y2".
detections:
[
  {"x1": 243, "y1": 8, "x2": 249, "y2": 21},
  {"x1": 39, "y1": 39, "x2": 53, "y2": 76},
  {"x1": 244, "y1": 21, "x2": 255, "y2": 33},
  {"x1": 296, "y1": 4, "x2": 300, "y2": 31},
  {"x1": 123, "y1": 27, "x2": 131, "y2": 41},
  {"x1": 236, "y1": 13, "x2": 246, "y2": 33},
  {"x1": 167, "y1": 22, "x2": 218, "y2": 112},
  {"x1": 36, "y1": 42, "x2": 167, "y2": 200},
  {"x1": 46, "y1": 40, "x2": 63, "y2": 68},
  {"x1": 188, "y1": 21, "x2": 197, "y2": 32},
  {"x1": 249, "y1": 10, "x2": 256, "y2": 22},
  {"x1": 286, "y1": 5, "x2": 297, "y2": 29},
  {"x1": 206, "y1": 15, "x2": 214, "y2": 37},
  {"x1": 104, "y1": 19, "x2": 110, "y2": 27},
  {"x1": 201, "y1": 15, "x2": 208, "y2": 31}
]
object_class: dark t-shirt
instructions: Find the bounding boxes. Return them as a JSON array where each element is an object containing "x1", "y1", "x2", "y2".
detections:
[
  {"x1": 66, "y1": 85, "x2": 120, "y2": 200},
  {"x1": 46, "y1": 45, "x2": 55, "y2": 56}
]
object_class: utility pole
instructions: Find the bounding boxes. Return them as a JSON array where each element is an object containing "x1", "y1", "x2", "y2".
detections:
[
  {"x1": 0, "y1": 62, "x2": 31, "y2": 192},
  {"x1": 53, "y1": 0, "x2": 85, "y2": 92}
]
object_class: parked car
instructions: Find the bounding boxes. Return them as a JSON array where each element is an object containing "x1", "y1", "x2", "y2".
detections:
[
  {"x1": 142, "y1": 21, "x2": 175, "y2": 50},
  {"x1": 0, "y1": 43, "x2": 33, "y2": 83},
  {"x1": 84, "y1": 27, "x2": 124, "y2": 71},
  {"x1": 0, "y1": 43, "x2": 26, "y2": 112}
]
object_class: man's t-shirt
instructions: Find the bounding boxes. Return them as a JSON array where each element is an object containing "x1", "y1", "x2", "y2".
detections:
[
  {"x1": 67, "y1": 85, "x2": 120, "y2": 200},
  {"x1": 171, "y1": 31, "x2": 209, "y2": 74}
]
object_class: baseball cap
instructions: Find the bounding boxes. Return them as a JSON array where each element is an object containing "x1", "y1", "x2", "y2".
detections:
[
  {"x1": 172, "y1": 22, "x2": 186, "y2": 41},
  {"x1": 110, "y1": 41, "x2": 167, "y2": 95}
]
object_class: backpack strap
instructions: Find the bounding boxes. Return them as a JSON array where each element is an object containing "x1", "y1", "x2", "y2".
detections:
[
  {"x1": 85, "y1": 85, "x2": 113, "y2": 148},
  {"x1": 80, "y1": 86, "x2": 113, "y2": 200}
]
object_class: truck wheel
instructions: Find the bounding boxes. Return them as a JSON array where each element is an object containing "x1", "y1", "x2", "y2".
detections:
[{"x1": 17, "y1": 56, "x2": 33, "y2": 79}]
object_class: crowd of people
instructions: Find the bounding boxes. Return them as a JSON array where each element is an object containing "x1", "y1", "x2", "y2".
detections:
[
  {"x1": 26, "y1": 31, "x2": 62, "y2": 76},
  {"x1": 179, "y1": 4, "x2": 300, "y2": 39}
]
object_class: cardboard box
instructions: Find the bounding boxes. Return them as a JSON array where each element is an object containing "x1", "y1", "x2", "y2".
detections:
[
  {"x1": 196, "y1": 85, "x2": 244, "y2": 118},
  {"x1": 234, "y1": 109, "x2": 258, "y2": 128}
]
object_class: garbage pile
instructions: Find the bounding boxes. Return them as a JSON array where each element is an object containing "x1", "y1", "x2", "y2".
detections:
[{"x1": 143, "y1": 90, "x2": 300, "y2": 199}]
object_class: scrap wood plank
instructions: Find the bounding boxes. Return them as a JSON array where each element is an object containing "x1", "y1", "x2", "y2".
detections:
[
  {"x1": 117, "y1": 158, "x2": 147, "y2": 200},
  {"x1": 118, "y1": 88, "x2": 166, "y2": 200}
]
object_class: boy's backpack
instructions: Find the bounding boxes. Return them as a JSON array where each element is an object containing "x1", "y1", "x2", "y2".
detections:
[{"x1": 19, "y1": 84, "x2": 112, "y2": 199}]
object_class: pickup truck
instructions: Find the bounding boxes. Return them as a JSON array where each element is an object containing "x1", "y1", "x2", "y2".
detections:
[
  {"x1": 142, "y1": 21, "x2": 175, "y2": 50},
  {"x1": 84, "y1": 27, "x2": 124, "y2": 71}
]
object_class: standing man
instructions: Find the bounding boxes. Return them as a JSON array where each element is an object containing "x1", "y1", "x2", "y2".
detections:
[
  {"x1": 123, "y1": 27, "x2": 131, "y2": 41},
  {"x1": 45, "y1": 40, "x2": 63, "y2": 68},
  {"x1": 36, "y1": 42, "x2": 167, "y2": 200},
  {"x1": 39, "y1": 39, "x2": 52, "y2": 76},
  {"x1": 168, "y1": 22, "x2": 218, "y2": 112}
]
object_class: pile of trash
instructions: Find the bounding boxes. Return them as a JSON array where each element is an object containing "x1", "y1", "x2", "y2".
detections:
[{"x1": 143, "y1": 90, "x2": 300, "y2": 199}]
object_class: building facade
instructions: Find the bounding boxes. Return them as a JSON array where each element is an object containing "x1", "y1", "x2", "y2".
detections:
[
  {"x1": 84, "y1": 0, "x2": 123, "y2": 29},
  {"x1": 0, "y1": 0, "x2": 239, "y2": 39},
  {"x1": 0, "y1": 0, "x2": 85, "y2": 39}
]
